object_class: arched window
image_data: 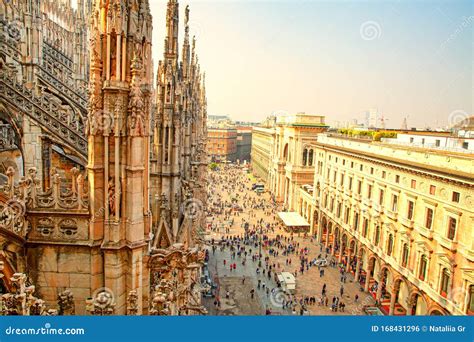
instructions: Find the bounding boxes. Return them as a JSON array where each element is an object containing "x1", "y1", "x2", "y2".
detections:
[
  {"x1": 353, "y1": 212, "x2": 359, "y2": 231},
  {"x1": 419, "y1": 255, "x2": 428, "y2": 281},
  {"x1": 164, "y1": 126, "x2": 170, "y2": 163},
  {"x1": 401, "y1": 243, "x2": 409, "y2": 267},
  {"x1": 374, "y1": 225, "x2": 380, "y2": 246},
  {"x1": 387, "y1": 234, "x2": 394, "y2": 256},
  {"x1": 362, "y1": 218, "x2": 368, "y2": 237},
  {"x1": 283, "y1": 143, "x2": 289, "y2": 161},
  {"x1": 440, "y1": 268, "x2": 450, "y2": 298},
  {"x1": 302, "y1": 148, "x2": 308, "y2": 166},
  {"x1": 308, "y1": 149, "x2": 314, "y2": 166},
  {"x1": 166, "y1": 82, "x2": 172, "y2": 103}
]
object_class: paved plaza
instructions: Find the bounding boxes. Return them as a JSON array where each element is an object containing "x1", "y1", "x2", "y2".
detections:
[{"x1": 203, "y1": 165, "x2": 376, "y2": 315}]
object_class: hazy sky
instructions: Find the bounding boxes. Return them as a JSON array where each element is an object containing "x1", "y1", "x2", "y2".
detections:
[{"x1": 149, "y1": 0, "x2": 472, "y2": 128}]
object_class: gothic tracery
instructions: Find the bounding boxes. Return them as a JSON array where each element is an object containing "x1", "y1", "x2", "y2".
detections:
[{"x1": 0, "y1": 0, "x2": 207, "y2": 315}]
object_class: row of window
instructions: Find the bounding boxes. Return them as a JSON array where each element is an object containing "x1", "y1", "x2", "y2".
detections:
[
  {"x1": 328, "y1": 212, "x2": 455, "y2": 299},
  {"x1": 302, "y1": 148, "x2": 314, "y2": 166},
  {"x1": 321, "y1": 190, "x2": 459, "y2": 241},
  {"x1": 318, "y1": 156, "x2": 462, "y2": 203}
]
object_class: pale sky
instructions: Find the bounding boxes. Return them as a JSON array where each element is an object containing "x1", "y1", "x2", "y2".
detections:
[{"x1": 148, "y1": 0, "x2": 473, "y2": 128}]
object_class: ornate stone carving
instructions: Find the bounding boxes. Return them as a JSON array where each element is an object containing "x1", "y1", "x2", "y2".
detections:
[
  {"x1": 85, "y1": 289, "x2": 116, "y2": 316},
  {"x1": 0, "y1": 123, "x2": 18, "y2": 151},
  {"x1": 0, "y1": 269, "x2": 48, "y2": 316},
  {"x1": 128, "y1": 77, "x2": 145, "y2": 137},
  {"x1": 149, "y1": 243, "x2": 207, "y2": 315},
  {"x1": 57, "y1": 289, "x2": 75, "y2": 315},
  {"x1": 127, "y1": 290, "x2": 139, "y2": 315},
  {"x1": 0, "y1": 67, "x2": 87, "y2": 156}
]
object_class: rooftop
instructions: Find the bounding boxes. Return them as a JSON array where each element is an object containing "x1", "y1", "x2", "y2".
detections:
[
  {"x1": 318, "y1": 133, "x2": 474, "y2": 181},
  {"x1": 277, "y1": 212, "x2": 310, "y2": 227},
  {"x1": 274, "y1": 112, "x2": 327, "y2": 127}
]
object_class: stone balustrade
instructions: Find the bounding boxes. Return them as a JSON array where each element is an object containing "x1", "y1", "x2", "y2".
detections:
[{"x1": 0, "y1": 166, "x2": 89, "y2": 240}]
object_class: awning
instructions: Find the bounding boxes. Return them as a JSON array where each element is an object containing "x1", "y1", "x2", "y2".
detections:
[
  {"x1": 280, "y1": 272, "x2": 296, "y2": 284},
  {"x1": 277, "y1": 212, "x2": 310, "y2": 227}
]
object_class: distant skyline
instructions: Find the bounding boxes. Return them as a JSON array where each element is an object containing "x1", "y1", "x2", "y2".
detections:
[{"x1": 148, "y1": 1, "x2": 473, "y2": 129}]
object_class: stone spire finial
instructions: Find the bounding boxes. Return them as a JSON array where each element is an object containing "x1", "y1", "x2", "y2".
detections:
[
  {"x1": 165, "y1": 0, "x2": 180, "y2": 57},
  {"x1": 185, "y1": 5, "x2": 190, "y2": 26}
]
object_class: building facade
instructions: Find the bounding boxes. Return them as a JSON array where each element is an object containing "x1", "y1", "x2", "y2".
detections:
[
  {"x1": 250, "y1": 113, "x2": 328, "y2": 209},
  {"x1": 0, "y1": 0, "x2": 208, "y2": 316},
  {"x1": 207, "y1": 127, "x2": 237, "y2": 162},
  {"x1": 236, "y1": 126, "x2": 252, "y2": 163},
  {"x1": 250, "y1": 126, "x2": 274, "y2": 180},
  {"x1": 268, "y1": 114, "x2": 327, "y2": 209},
  {"x1": 299, "y1": 133, "x2": 474, "y2": 315}
]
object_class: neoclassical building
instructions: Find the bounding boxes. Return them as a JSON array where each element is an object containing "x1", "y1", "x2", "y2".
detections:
[
  {"x1": 251, "y1": 125, "x2": 274, "y2": 181},
  {"x1": 252, "y1": 114, "x2": 474, "y2": 315},
  {"x1": 0, "y1": 0, "x2": 208, "y2": 315},
  {"x1": 207, "y1": 126, "x2": 238, "y2": 162},
  {"x1": 268, "y1": 113, "x2": 327, "y2": 210},
  {"x1": 304, "y1": 133, "x2": 474, "y2": 315},
  {"x1": 250, "y1": 113, "x2": 328, "y2": 209}
]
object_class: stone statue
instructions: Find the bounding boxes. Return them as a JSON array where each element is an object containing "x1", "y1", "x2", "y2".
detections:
[
  {"x1": 108, "y1": 178, "x2": 116, "y2": 217},
  {"x1": 57, "y1": 289, "x2": 75, "y2": 315},
  {"x1": 127, "y1": 290, "x2": 139, "y2": 315},
  {"x1": 128, "y1": 82, "x2": 145, "y2": 136}
]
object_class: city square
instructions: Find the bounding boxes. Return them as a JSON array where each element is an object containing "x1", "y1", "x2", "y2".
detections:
[
  {"x1": 0, "y1": 0, "x2": 471, "y2": 319},
  {"x1": 203, "y1": 164, "x2": 376, "y2": 315}
]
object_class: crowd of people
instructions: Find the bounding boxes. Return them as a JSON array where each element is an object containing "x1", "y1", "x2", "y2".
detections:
[{"x1": 205, "y1": 164, "x2": 364, "y2": 315}]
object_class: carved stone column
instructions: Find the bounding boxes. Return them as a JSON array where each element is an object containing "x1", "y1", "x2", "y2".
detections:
[
  {"x1": 364, "y1": 267, "x2": 371, "y2": 292},
  {"x1": 389, "y1": 290, "x2": 397, "y2": 315},
  {"x1": 354, "y1": 255, "x2": 361, "y2": 283},
  {"x1": 376, "y1": 273, "x2": 384, "y2": 300}
]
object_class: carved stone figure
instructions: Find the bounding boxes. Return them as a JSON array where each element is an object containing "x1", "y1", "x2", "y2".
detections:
[
  {"x1": 0, "y1": 0, "x2": 208, "y2": 317},
  {"x1": 108, "y1": 177, "x2": 116, "y2": 217},
  {"x1": 58, "y1": 290, "x2": 75, "y2": 315},
  {"x1": 127, "y1": 290, "x2": 139, "y2": 315}
]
